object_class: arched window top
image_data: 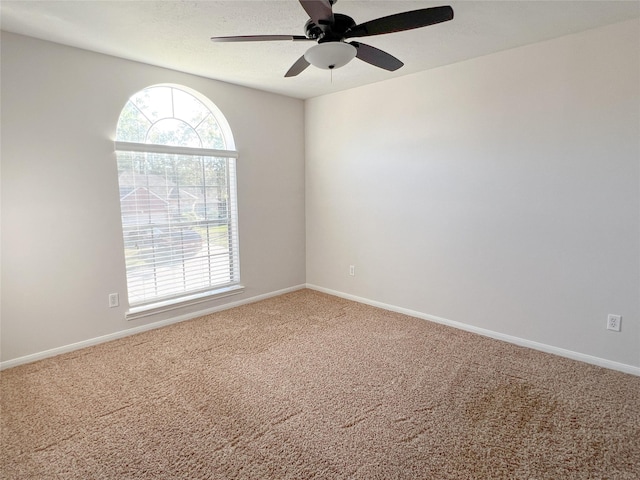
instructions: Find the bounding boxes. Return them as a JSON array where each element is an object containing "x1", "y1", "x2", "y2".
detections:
[{"x1": 116, "y1": 84, "x2": 235, "y2": 150}]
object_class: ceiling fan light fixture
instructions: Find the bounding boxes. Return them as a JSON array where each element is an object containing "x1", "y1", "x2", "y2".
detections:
[{"x1": 304, "y1": 42, "x2": 357, "y2": 70}]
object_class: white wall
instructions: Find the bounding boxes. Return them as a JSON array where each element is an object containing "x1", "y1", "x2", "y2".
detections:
[
  {"x1": 306, "y1": 20, "x2": 640, "y2": 369},
  {"x1": 3, "y1": 20, "x2": 639, "y2": 371},
  {"x1": 1, "y1": 33, "x2": 306, "y2": 362}
]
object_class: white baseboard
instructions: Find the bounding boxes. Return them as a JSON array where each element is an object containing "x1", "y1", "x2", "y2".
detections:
[
  {"x1": 5, "y1": 283, "x2": 638, "y2": 376},
  {"x1": 0, "y1": 284, "x2": 306, "y2": 371},
  {"x1": 306, "y1": 284, "x2": 640, "y2": 377}
]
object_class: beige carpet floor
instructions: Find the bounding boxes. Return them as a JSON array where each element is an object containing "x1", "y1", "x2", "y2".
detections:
[{"x1": 1, "y1": 289, "x2": 639, "y2": 479}]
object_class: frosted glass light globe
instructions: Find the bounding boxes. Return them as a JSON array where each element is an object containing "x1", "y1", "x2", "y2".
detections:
[{"x1": 304, "y1": 42, "x2": 357, "y2": 70}]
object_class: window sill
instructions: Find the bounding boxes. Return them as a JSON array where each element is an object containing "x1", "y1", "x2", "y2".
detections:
[{"x1": 126, "y1": 285, "x2": 245, "y2": 321}]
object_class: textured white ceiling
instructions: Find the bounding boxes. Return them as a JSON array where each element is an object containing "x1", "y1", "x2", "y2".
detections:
[{"x1": 2, "y1": 1, "x2": 639, "y2": 99}]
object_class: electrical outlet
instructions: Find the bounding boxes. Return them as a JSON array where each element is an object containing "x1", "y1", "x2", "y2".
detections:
[
  {"x1": 349, "y1": 265, "x2": 355, "y2": 276},
  {"x1": 108, "y1": 293, "x2": 119, "y2": 308},
  {"x1": 606, "y1": 314, "x2": 621, "y2": 332}
]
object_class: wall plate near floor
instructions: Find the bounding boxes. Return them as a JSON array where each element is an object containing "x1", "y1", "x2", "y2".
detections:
[
  {"x1": 606, "y1": 314, "x2": 621, "y2": 332},
  {"x1": 108, "y1": 293, "x2": 119, "y2": 308}
]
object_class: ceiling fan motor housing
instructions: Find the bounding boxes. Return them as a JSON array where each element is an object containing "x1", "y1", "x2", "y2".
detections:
[{"x1": 305, "y1": 13, "x2": 357, "y2": 42}]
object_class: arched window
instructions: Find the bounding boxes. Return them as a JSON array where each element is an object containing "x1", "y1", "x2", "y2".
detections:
[{"x1": 115, "y1": 85, "x2": 241, "y2": 317}]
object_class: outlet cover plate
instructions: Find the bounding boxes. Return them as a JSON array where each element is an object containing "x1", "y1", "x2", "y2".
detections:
[
  {"x1": 606, "y1": 314, "x2": 621, "y2": 332},
  {"x1": 108, "y1": 293, "x2": 119, "y2": 308}
]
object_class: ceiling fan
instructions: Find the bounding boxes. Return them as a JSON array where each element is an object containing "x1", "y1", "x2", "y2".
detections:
[{"x1": 210, "y1": 0, "x2": 454, "y2": 77}]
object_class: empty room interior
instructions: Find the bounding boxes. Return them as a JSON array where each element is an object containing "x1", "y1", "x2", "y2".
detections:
[{"x1": 1, "y1": 1, "x2": 639, "y2": 478}]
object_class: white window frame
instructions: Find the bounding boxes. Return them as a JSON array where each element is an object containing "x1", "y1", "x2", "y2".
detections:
[{"x1": 114, "y1": 85, "x2": 242, "y2": 320}]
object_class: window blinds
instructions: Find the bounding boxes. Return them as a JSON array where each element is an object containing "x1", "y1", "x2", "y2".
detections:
[{"x1": 116, "y1": 145, "x2": 240, "y2": 308}]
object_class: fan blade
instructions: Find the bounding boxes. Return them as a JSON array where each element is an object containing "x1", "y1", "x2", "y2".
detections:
[
  {"x1": 299, "y1": 0, "x2": 334, "y2": 25},
  {"x1": 285, "y1": 55, "x2": 311, "y2": 77},
  {"x1": 211, "y1": 35, "x2": 311, "y2": 42},
  {"x1": 345, "y1": 6, "x2": 453, "y2": 39},
  {"x1": 351, "y1": 42, "x2": 403, "y2": 71}
]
